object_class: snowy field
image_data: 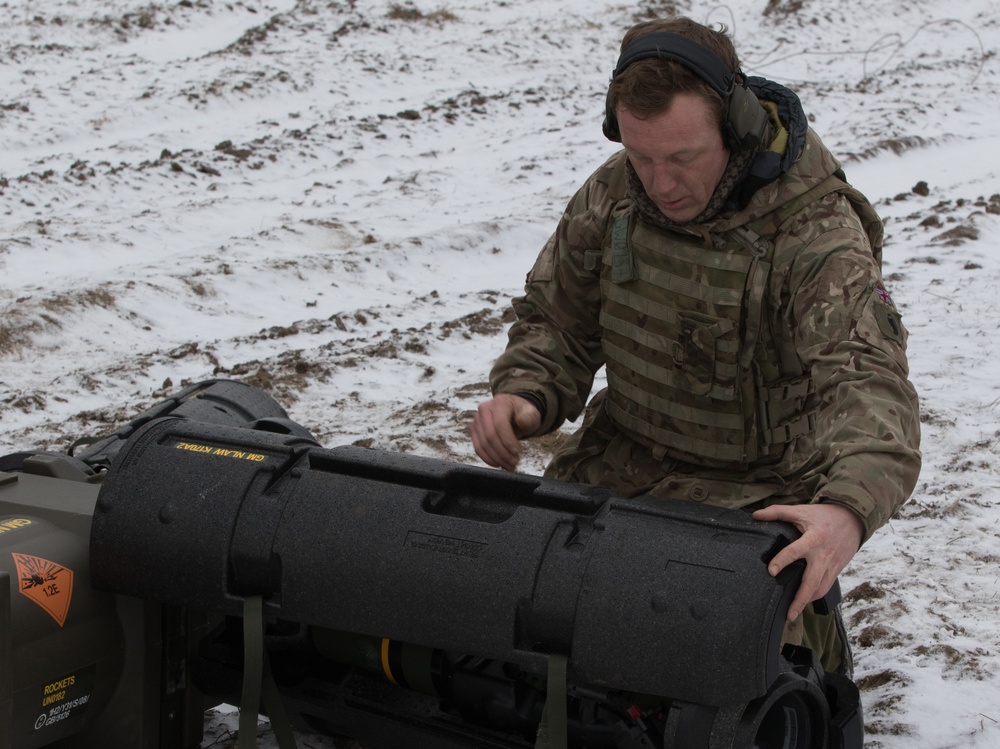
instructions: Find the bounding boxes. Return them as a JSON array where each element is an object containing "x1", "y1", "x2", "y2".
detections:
[{"x1": 2, "y1": 0, "x2": 999, "y2": 747}]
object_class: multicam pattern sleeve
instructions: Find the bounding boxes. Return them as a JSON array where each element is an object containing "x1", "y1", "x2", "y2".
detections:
[
  {"x1": 775, "y1": 192, "x2": 921, "y2": 541},
  {"x1": 488, "y1": 157, "x2": 623, "y2": 436}
]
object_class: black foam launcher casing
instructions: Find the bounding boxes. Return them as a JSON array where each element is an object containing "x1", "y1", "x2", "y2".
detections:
[{"x1": 89, "y1": 418, "x2": 804, "y2": 708}]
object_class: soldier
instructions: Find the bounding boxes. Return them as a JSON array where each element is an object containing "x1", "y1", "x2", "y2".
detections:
[{"x1": 471, "y1": 16, "x2": 921, "y2": 674}]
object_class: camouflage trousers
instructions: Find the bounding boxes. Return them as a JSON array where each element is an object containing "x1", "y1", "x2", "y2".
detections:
[
  {"x1": 785, "y1": 602, "x2": 853, "y2": 676},
  {"x1": 543, "y1": 389, "x2": 853, "y2": 676}
]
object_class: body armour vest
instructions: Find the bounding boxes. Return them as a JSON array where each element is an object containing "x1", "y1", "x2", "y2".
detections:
[
  {"x1": 593, "y1": 209, "x2": 814, "y2": 470},
  {"x1": 585, "y1": 161, "x2": 883, "y2": 470}
]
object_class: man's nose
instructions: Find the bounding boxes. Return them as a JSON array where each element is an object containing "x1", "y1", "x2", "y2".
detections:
[{"x1": 650, "y1": 164, "x2": 680, "y2": 196}]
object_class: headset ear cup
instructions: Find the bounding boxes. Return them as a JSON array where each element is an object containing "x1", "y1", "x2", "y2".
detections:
[
  {"x1": 725, "y1": 83, "x2": 769, "y2": 151},
  {"x1": 603, "y1": 90, "x2": 621, "y2": 142}
]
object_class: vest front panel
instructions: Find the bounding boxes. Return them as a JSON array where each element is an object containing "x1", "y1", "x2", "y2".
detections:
[{"x1": 599, "y1": 215, "x2": 762, "y2": 468}]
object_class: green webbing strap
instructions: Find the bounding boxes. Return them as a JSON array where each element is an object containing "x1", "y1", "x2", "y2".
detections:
[
  {"x1": 534, "y1": 654, "x2": 568, "y2": 749},
  {"x1": 610, "y1": 215, "x2": 636, "y2": 283},
  {"x1": 67, "y1": 435, "x2": 99, "y2": 456},
  {"x1": 240, "y1": 595, "x2": 298, "y2": 749},
  {"x1": 239, "y1": 596, "x2": 263, "y2": 749}
]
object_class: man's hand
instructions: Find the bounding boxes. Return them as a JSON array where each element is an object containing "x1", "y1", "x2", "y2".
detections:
[
  {"x1": 751, "y1": 503, "x2": 864, "y2": 622},
  {"x1": 471, "y1": 394, "x2": 543, "y2": 471}
]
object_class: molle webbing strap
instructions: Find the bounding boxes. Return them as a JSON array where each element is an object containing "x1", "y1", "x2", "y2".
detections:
[
  {"x1": 598, "y1": 157, "x2": 633, "y2": 282},
  {"x1": 606, "y1": 397, "x2": 747, "y2": 463},
  {"x1": 239, "y1": 597, "x2": 263, "y2": 749},
  {"x1": 600, "y1": 280, "x2": 684, "y2": 327},
  {"x1": 726, "y1": 225, "x2": 772, "y2": 369},
  {"x1": 602, "y1": 339, "x2": 737, "y2": 402},
  {"x1": 240, "y1": 595, "x2": 298, "y2": 749},
  {"x1": 600, "y1": 279, "x2": 741, "y2": 358},
  {"x1": 600, "y1": 311, "x2": 739, "y2": 363},
  {"x1": 534, "y1": 653, "x2": 568, "y2": 749},
  {"x1": 607, "y1": 369, "x2": 744, "y2": 429},
  {"x1": 610, "y1": 243, "x2": 744, "y2": 306},
  {"x1": 762, "y1": 411, "x2": 816, "y2": 446},
  {"x1": 638, "y1": 265, "x2": 742, "y2": 306},
  {"x1": 610, "y1": 214, "x2": 636, "y2": 283},
  {"x1": 759, "y1": 377, "x2": 812, "y2": 403},
  {"x1": 633, "y1": 222, "x2": 754, "y2": 272},
  {"x1": 741, "y1": 255, "x2": 772, "y2": 369},
  {"x1": 758, "y1": 376, "x2": 816, "y2": 446}
]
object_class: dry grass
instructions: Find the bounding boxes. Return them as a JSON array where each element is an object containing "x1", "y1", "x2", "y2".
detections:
[{"x1": 386, "y1": 3, "x2": 459, "y2": 23}]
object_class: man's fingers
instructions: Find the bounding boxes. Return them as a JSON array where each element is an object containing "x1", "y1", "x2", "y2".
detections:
[
  {"x1": 788, "y1": 559, "x2": 823, "y2": 621},
  {"x1": 754, "y1": 504, "x2": 864, "y2": 621},
  {"x1": 473, "y1": 430, "x2": 513, "y2": 469},
  {"x1": 471, "y1": 399, "x2": 523, "y2": 471},
  {"x1": 765, "y1": 539, "x2": 801, "y2": 577},
  {"x1": 767, "y1": 537, "x2": 818, "y2": 621},
  {"x1": 472, "y1": 425, "x2": 516, "y2": 470},
  {"x1": 752, "y1": 504, "x2": 803, "y2": 528}
]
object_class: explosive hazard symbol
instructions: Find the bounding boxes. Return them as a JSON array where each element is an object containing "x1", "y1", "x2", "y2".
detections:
[{"x1": 13, "y1": 553, "x2": 74, "y2": 627}]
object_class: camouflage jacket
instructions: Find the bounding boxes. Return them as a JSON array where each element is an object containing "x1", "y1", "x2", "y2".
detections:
[{"x1": 490, "y1": 85, "x2": 921, "y2": 542}]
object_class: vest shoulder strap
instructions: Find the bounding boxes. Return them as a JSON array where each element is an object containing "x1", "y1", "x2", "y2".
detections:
[{"x1": 748, "y1": 170, "x2": 885, "y2": 267}]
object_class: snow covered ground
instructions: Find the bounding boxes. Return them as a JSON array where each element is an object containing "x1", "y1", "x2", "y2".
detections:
[{"x1": 2, "y1": 0, "x2": 999, "y2": 747}]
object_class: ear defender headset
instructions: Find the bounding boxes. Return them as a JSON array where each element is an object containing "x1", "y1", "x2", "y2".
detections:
[{"x1": 602, "y1": 31, "x2": 769, "y2": 152}]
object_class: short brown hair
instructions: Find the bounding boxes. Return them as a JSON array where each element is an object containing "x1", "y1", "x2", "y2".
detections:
[{"x1": 608, "y1": 17, "x2": 739, "y2": 128}]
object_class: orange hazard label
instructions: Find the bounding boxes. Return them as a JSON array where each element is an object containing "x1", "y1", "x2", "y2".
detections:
[{"x1": 12, "y1": 553, "x2": 73, "y2": 627}]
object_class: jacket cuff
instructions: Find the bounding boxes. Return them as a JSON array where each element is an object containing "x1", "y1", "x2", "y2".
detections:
[
  {"x1": 814, "y1": 490, "x2": 884, "y2": 545},
  {"x1": 513, "y1": 391, "x2": 547, "y2": 423},
  {"x1": 493, "y1": 383, "x2": 559, "y2": 436}
]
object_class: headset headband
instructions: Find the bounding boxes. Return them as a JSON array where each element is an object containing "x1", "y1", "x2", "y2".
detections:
[
  {"x1": 604, "y1": 30, "x2": 766, "y2": 151},
  {"x1": 611, "y1": 32, "x2": 739, "y2": 95}
]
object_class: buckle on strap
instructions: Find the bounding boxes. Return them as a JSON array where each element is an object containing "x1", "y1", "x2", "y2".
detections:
[
  {"x1": 759, "y1": 377, "x2": 813, "y2": 403},
  {"x1": 762, "y1": 411, "x2": 817, "y2": 446}
]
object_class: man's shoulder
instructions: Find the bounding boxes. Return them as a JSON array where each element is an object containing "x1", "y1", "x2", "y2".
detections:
[
  {"x1": 565, "y1": 150, "x2": 630, "y2": 219},
  {"x1": 738, "y1": 129, "x2": 880, "y2": 245},
  {"x1": 752, "y1": 129, "x2": 846, "y2": 216},
  {"x1": 590, "y1": 150, "x2": 629, "y2": 197},
  {"x1": 781, "y1": 128, "x2": 847, "y2": 195}
]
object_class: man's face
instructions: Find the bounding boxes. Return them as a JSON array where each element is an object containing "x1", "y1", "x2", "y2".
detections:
[{"x1": 616, "y1": 92, "x2": 730, "y2": 223}]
